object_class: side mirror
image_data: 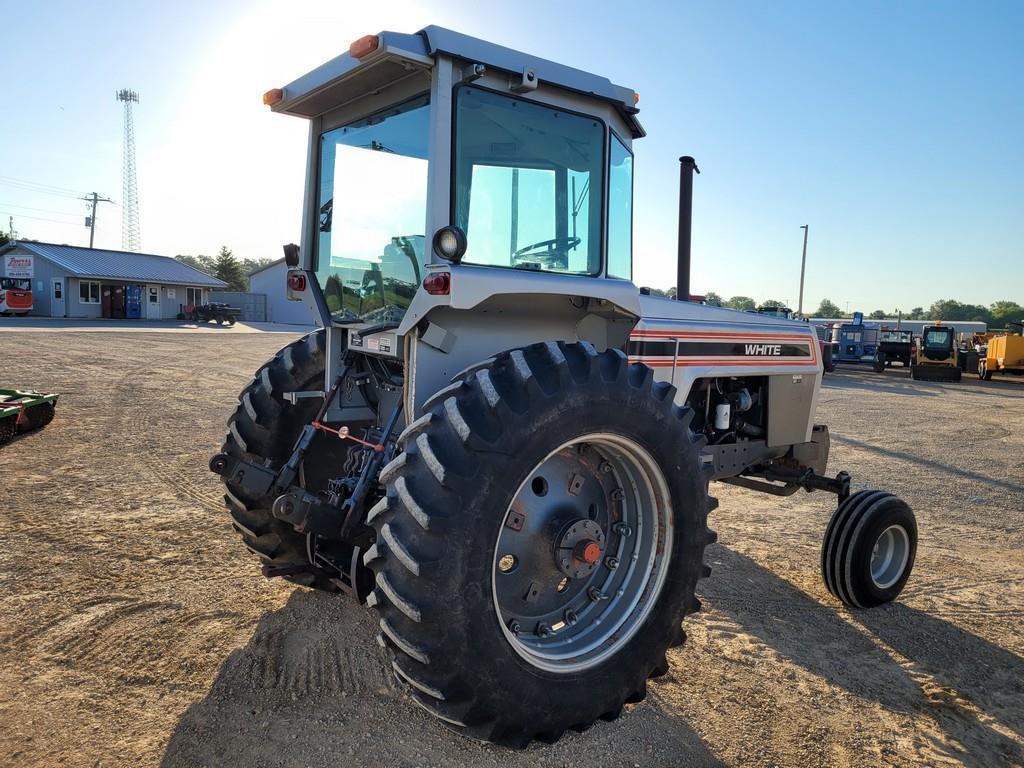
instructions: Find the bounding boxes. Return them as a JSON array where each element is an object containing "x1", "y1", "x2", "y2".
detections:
[{"x1": 432, "y1": 226, "x2": 467, "y2": 264}]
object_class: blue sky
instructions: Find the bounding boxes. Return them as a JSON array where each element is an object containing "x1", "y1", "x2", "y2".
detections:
[{"x1": 3, "y1": 0, "x2": 1021, "y2": 313}]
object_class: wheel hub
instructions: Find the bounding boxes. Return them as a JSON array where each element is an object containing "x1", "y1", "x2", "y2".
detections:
[{"x1": 557, "y1": 519, "x2": 605, "y2": 578}]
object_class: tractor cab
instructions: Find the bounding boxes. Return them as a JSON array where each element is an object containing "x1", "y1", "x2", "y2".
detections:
[{"x1": 267, "y1": 27, "x2": 642, "y2": 335}]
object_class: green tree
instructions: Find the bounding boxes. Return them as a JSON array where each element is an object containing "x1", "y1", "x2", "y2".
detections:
[
  {"x1": 815, "y1": 299, "x2": 841, "y2": 317},
  {"x1": 726, "y1": 295, "x2": 756, "y2": 311},
  {"x1": 175, "y1": 254, "x2": 217, "y2": 275},
  {"x1": 908, "y1": 307, "x2": 925, "y2": 320},
  {"x1": 989, "y1": 301, "x2": 1024, "y2": 327},
  {"x1": 869, "y1": 309, "x2": 888, "y2": 320},
  {"x1": 703, "y1": 291, "x2": 723, "y2": 307},
  {"x1": 0, "y1": 231, "x2": 9, "y2": 248},
  {"x1": 213, "y1": 246, "x2": 248, "y2": 292},
  {"x1": 244, "y1": 257, "x2": 278, "y2": 275},
  {"x1": 760, "y1": 299, "x2": 787, "y2": 309}
]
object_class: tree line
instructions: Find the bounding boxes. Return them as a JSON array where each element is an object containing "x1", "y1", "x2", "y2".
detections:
[
  {"x1": 645, "y1": 288, "x2": 1022, "y2": 328},
  {"x1": 174, "y1": 246, "x2": 276, "y2": 293}
]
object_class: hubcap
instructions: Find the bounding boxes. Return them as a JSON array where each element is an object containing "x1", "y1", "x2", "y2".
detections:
[
  {"x1": 492, "y1": 433, "x2": 672, "y2": 673},
  {"x1": 870, "y1": 524, "x2": 910, "y2": 589}
]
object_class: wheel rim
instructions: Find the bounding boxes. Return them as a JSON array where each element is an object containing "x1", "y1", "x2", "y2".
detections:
[
  {"x1": 492, "y1": 433, "x2": 673, "y2": 673},
  {"x1": 869, "y1": 524, "x2": 910, "y2": 589}
]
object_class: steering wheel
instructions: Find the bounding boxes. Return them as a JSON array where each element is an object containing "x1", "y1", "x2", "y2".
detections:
[{"x1": 513, "y1": 236, "x2": 582, "y2": 269}]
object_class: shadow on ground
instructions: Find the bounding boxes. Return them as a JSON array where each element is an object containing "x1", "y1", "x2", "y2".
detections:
[
  {"x1": 161, "y1": 590, "x2": 722, "y2": 768},
  {"x1": 830, "y1": 434, "x2": 1021, "y2": 494},
  {"x1": 703, "y1": 546, "x2": 1024, "y2": 767}
]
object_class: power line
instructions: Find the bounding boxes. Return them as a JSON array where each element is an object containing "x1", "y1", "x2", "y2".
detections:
[
  {"x1": 0, "y1": 211, "x2": 84, "y2": 227},
  {"x1": 0, "y1": 175, "x2": 89, "y2": 199},
  {"x1": 0, "y1": 201, "x2": 84, "y2": 219}
]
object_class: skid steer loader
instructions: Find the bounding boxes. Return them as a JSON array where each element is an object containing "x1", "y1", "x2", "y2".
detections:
[{"x1": 210, "y1": 27, "x2": 917, "y2": 746}]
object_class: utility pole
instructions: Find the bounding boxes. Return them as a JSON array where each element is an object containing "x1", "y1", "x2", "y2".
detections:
[
  {"x1": 797, "y1": 225, "x2": 809, "y2": 318},
  {"x1": 82, "y1": 192, "x2": 113, "y2": 248}
]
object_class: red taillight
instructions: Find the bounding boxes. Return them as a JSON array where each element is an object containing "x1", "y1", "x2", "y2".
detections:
[
  {"x1": 349, "y1": 34, "x2": 379, "y2": 59},
  {"x1": 287, "y1": 273, "x2": 306, "y2": 292},
  {"x1": 423, "y1": 271, "x2": 451, "y2": 295}
]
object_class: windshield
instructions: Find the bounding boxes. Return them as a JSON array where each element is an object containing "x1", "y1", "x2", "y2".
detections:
[
  {"x1": 453, "y1": 86, "x2": 604, "y2": 275},
  {"x1": 924, "y1": 328, "x2": 952, "y2": 346},
  {"x1": 316, "y1": 95, "x2": 429, "y2": 325}
]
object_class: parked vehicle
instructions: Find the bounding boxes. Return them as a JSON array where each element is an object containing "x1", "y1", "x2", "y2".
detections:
[
  {"x1": 185, "y1": 302, "x2": 240, "y2": 325},
  {"x1": 912, "y1": 324, "x2": 961, "y2": 381},
  {"x1": 0, "y1": 277, "x2": 32, "y2": 316},
  {"x1": 979, "y1": 321, "x2": 1024, "y2": 380},
  {"x1": 873, "y1": 329, "x2": 913, "y2": 372},
  {"x1": 210, "y1": 26, "x2": 918, "y2": 746}
]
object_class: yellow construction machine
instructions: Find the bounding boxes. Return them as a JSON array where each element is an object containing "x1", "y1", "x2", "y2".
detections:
[
  {"x1": 911, "y1": 323, "x2": 962, "y2": 382},
  {"x1": 979, "y1": 321, "x2": 1024, "y2": 380}
]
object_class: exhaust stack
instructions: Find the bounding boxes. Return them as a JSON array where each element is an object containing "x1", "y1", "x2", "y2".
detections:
[{"x1": 676, "y1": 156, "x2": 699, "y2": 301}]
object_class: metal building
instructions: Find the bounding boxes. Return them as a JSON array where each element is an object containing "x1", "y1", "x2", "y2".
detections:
[
  {"x1": 247, "y1": 258, "x2": 319, "y2": 327},
  {"x1": 0, "y1": 241, "x2": 226, "y2": 319}
]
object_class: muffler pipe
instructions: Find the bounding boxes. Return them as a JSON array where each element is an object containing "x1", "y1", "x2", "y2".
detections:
[{"x1": 676, "y1": 156, "x2": 699, "y2": 301}]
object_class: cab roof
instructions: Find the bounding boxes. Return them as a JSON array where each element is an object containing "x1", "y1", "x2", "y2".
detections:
[{"x1": 272, "y1": 25, "x2": 644, "y2": 138}]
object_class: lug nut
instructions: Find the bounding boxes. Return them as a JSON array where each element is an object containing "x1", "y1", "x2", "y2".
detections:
[
  {"x1": 599, "y1": 461, "x2": 613, "y2": 474},
  {"x1": 588, "y1": 587, "x2": 608, "y2": 602},
  {"x1": 508, "y1": 619, "x2": 521, "y2": 635},
  {"x1": 610, "y1": 487, "x2": 625, "y2": 501},
  {"x1": 612, "y1": 521, "x2": 632, "y2": 537},
  {"x1": 605, "y1": 556, "x2": 619, "y2": 570},
  {"x1": 564, "y1": 608, "x2": 578, "y2": 625},
  {"x1": 536, "y1": 622, "x2": 553, "y2": 637}
]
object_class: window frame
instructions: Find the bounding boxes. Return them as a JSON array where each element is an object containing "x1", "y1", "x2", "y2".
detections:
[
  {"x1": 606, "y1": 128, "x2": 635, "y2": 281},
  {"x1": 313, "y1": 92, "x2": 432, "y2": 276},
  {"x1": 79, "y1": 280, "x2": 100, "y2": 304},
  {"x1": 185, "y1": 287, "x2": 203, "y2": 307},
  {"x1": 449, "y1": 83, "x2": 609, "y2": 277}
]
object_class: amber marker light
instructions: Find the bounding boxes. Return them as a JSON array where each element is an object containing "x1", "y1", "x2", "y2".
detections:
[
  {"x1": 349, "y1": 34, "x2": 379, "y2": 58},
  {"x1": 263, "y1": 88, "x2": 283, "y2": 106}
]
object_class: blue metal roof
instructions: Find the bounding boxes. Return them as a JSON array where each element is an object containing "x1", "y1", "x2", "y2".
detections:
[{"x1": 3, "y1": 242, "x2": 227, "y2": 287}]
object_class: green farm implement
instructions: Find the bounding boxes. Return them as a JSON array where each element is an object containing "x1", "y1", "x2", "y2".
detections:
[{"x1": 0, "y1": 389, "x2": 58, "y2": 445}]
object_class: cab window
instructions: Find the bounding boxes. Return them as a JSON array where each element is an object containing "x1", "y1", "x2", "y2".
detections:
[{"x1": 453, "y1": 86, "x2": 604, "y2": 275}]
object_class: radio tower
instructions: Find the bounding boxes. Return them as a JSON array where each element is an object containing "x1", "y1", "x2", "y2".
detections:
[{"x1": 116, "y1": 89, "x2": 141, "y2": 251}]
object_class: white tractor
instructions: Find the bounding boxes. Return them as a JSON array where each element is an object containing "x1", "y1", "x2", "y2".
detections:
[{"x1": 211, "y1": 26, "x2": 916, "y2": 746}]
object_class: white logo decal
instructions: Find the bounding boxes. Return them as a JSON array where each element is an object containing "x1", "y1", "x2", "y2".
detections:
[{"x1": 745, "y1": 343, "x2": 783, "y2": 355}]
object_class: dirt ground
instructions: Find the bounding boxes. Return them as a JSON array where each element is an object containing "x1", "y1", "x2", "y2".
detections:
[{"x1": 1, "y1": 327, "x2": 1021, "y2": 768}]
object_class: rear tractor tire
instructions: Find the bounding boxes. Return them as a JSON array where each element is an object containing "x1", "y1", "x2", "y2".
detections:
[
  {"x1": 822, "y1": 490, "x2": 916, "y2": 608},
  {"x1": 218, "y1": 329, "x2": 346, "y2": 591},
  {"x1": 365, "y1": 341, "x2": 715, "y2": 746}
]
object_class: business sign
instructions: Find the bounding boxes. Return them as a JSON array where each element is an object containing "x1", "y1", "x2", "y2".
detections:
[{"x1": 4, "y1": 253, "x2": 33, "y2": 279}]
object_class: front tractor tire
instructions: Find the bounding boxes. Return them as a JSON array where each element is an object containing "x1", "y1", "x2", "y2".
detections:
[
  {"x1": 822, "y1": 490, "x2": 917, "y2": 608},
  {"x1": 219, "y1": 329, "x2": 344, "y2": 591},
  {"x1": 365, "y1": 341, "x2": 715, "y2": 746}
]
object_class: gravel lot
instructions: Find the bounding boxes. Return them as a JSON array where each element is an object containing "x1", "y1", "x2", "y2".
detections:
[{"x1": 0, "y1": 327, "x2": 1021, "y2": 767}]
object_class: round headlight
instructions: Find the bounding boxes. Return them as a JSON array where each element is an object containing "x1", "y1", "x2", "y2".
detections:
[{"x1": 432, "y1": 225, "x2": 467, "y2": 263}]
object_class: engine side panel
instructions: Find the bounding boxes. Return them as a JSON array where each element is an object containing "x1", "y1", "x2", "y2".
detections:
[{"x1": 628, "y1": 299, "x2": 822, "y2": 446}]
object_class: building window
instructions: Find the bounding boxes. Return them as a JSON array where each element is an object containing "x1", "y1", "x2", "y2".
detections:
[
  {"x1": 54, "y1": 282, "x2": 62, "y2": 299},
  {"x1": 79, "y1": 280, "x2": 100, "y2": 304},
  {"x1": 149, "y1": 287, "x2": 158, "y2": 303},
  {"x1": 185, "y1": 287, "x2": 203, "y2": 307}
]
